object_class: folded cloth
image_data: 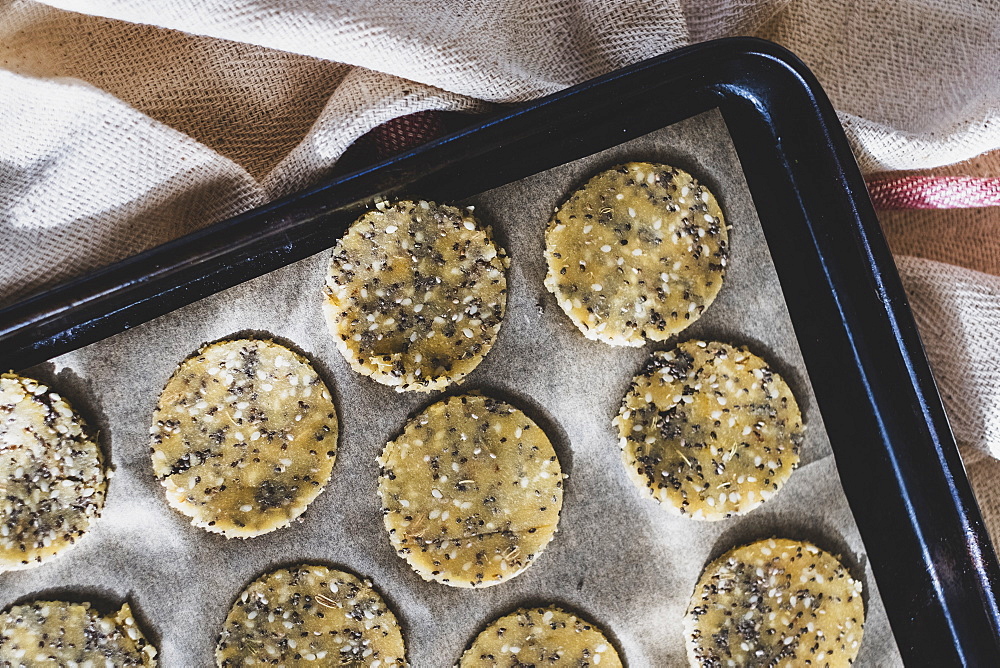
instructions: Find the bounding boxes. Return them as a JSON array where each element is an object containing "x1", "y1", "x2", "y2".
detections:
[{"x1": 2, "y1": 0, "x2": 999, "y2": 532}]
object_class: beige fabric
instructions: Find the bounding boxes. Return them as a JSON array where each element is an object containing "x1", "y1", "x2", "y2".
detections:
[
  {"x1": 896, "y1": 257, "x2": 1000, "y2": 459},
  {"x1": 750, "y1": 0, "x2": 1000, "y2": 173},
  {"x1": 2, "y1": 0, "x2": 1000, "y2": 534},
  {"x1": 0, "y1": 2, "x2": 353, "y2": 180},
  {"x1": 0, "y1": 67, "x2": 264, "y2": 304},
  {"x1": 682, "y1": 0, "x2": 1000, "y2": 171},
  {"x1": 34, "y1": 0, "x2": 690, "y2": 102}
]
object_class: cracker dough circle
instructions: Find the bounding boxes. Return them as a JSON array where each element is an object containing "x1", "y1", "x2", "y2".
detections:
[
  {"x1": 216, "y1": 564, "x2": 406, "y2": 667},
  {"x1": 0, "y1": 373, "x2": 107, "y2": 572},
  {"x1": 150, "y1": 339, "x2": 338, "y2": 538},
  {"x1": 460, "y1": 606, "x2": 623, "y2": 667},
  {"x1": 685, "y1": 538, "x2": 865, "y2": 667},
  {"x1": 324, "y1": 199, "x2": 509, "y2": 392},
  {"x1": 378, "y1": 394, "x2": 563, "y2": 587},
  {"x1": 544, "y1": 162, "x2": 728, "y2": 346},
  {"x1": 0, "y1": 600, "x2": 157, "y2": 666},
  {"x1": 615, "y1": 340, "x2": 803, "y2": 520}
]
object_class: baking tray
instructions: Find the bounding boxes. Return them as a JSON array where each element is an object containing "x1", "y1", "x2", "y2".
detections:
[{"x1": 1, "y1": 37, "x2": 998, "y2": 664}]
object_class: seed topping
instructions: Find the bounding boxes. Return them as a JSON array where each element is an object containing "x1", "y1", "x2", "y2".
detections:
[
  {"x1": 325, "y1": 200, "x2": 509, "y2": 392},
  {"x1": 544, "y1": 162, "x2": 728, "y2": 346},
  {"x1": 217, "y1": 564, "x2": 405, "y2": 667},
  {"x1": 460, "y1": 606, "x2": 622, "y2": 667},
  {"x1": 0, "y1": 373, "x2": 106, "y2": 571},
  {"x1": 378, "y1": 394, "x2": 564, "y2": 587},
  {"x1": 150, "y1": 339, "x2": 338, "y2": 538},
  {"x1": 685, "y1": 538, "x2": 865, "y2": 667},
  {"x1": 614, "y1": 340, "x2": 803, "y2": 520}
]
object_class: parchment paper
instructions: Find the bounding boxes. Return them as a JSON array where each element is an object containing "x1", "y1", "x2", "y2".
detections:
[{"x1": 6, "y1": 110, "x2": 902, "y2": 666}]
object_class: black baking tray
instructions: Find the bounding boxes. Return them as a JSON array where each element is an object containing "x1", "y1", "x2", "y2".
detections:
[{"x1": 2, "y1": 37, "x2": 998, "y2": 665}]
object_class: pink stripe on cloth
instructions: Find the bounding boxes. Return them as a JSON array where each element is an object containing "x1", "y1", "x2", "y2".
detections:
[{"x1": 866, "y1": 176, "x2": 1000, "y2": 210}]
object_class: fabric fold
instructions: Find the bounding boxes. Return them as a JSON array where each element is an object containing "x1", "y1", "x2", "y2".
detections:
[
  {"x1": 37, "y1": 0, "x2": 689, "y2": 102},
  {"x1": 0, "y1": 69, "x2": 264, "y2": 305},
  {"x1": 264, "y1": 67, "x2": 486, "y2": 197},
  {"x1": 896, "y1": 256, "x2": 1000, "y2": 460}
]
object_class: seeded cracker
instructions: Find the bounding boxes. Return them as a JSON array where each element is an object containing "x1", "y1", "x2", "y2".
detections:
[
  {"x1": 685, "y1": 538, "x2": 865, "y2": 667},
  {"x1": 0, "y1": 373, "x2": 107, "y2": 572},
  {"x1": 615, "y1": 340, "x2": 803, "y2": 520},
  {"x1": 216, "y1": 564, "x2": 406, "y2": 667},
  {"x1": 0, "y1": 600, "x2": 157, "y2": 665},
  {"x1": 150, "y1": 339, "x2": 338, "y2": 538},
  {"x1": 378, "y1": 394, "x2": 563, "y2": 587},
  {"x1": 544, "y1": 162, "x2": 728, "y2": 346},
  {"x1": 459, "y1": 606, "x2": 623, "y2": 667},
  {"x1": 324, "y1": 200, "x2": 509, "y2": 392}
]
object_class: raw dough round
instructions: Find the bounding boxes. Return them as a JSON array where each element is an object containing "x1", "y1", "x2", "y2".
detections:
[
  {"x1": 460, "y1": 606, "x2": 622, "y2": 667},
  {"x1": 324, "y1": 199, "x2": 509, "y2": 392},
  {"x1": 544, "y1": 162, "x2": 728, "y2": 346},
  {"x1": 0, "y1": 600, "x2": 156, "y2": 666},
  {"x1": 615, "y1": 340, "x2": 803, "y2": 520},
  {"x1": 0, "y1": 373, "x2": 107, "y2": 572},
  {"x1": 150, "y1": 339, "x2": 338, "y2": 538},
  {"x1": 216, "y1": 564, "x2": 406, "y2": 667},
  {"x1": 378, "y1": 394, "x2": 563, "y2": 587},
  {"x1": 685, "y1": 538, "x2": 865, "y2": 667}
]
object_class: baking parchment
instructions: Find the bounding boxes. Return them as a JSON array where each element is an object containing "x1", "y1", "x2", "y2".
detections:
[{"x1": 5, "y1": 110, "x2": 903, "y2": 666}]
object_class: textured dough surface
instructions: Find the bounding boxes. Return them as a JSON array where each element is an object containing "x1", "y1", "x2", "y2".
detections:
[
  {"x1": 685, "y1": 538, "x2": 865, "y2": 667},
  {"x1": 544, "y1": 162, "x2": 728, "y2": 346},
  {"x1": 0, "y1": 600, "x2": 156, "y2": 666},
  {"x1": 150, "y1": 339, "x2": 338, "y2": 538},
  {"x1": 216, "y1": 564, "x2": 406, "y2": 667},
  {"x1": 324, "y1": 200, "x2": 509, "y2": 392},
  {"x1": 460, "y1": 607, "x2": 622, "y2": 667},
  {"x1": 378, "y1": 394, "x2": 563, "y2": 587},
  {"x1": 615, "y1": 340, "x2": 803, "y2": 520},
  {"x1": 0, "y1": 373, "x2": 106, "y2": 572}
]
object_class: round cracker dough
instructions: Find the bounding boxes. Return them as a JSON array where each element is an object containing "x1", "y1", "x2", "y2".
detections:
[
  {"x1": 216, "y1": 564, "x2": 406, "y2": 667},
  {"x1": 460, "y1": 606, "x2": 623, "y2": 667},
  {"x1": 324, "y1": 199, "x2": 509, "y2": 392},
  {"x1": 0, "y1": 373, "x2": 107, "y2": 572},
  {"x1": 544, "y1": 162, "x2": 728, "y2": 346},
  {"x1": 615, "y1": 340, "x2": 803, "y2": 520},
  {"x1": 0, "y1": 600, "x2": 157, "y2": 666},
  {"x1": 150, "y1": 339, "x2": 338, "y2": 538},
  {"x1": 685, "y1": 538, "x2": 865, "y2": 667},
  {"x1": 378, "y1": 394, "x2": 563, "y2": 588}
]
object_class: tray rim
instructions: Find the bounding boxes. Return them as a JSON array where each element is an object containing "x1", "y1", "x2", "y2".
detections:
[{"x1": 2, "y1": 36, "x2": 998, "y2": 665}]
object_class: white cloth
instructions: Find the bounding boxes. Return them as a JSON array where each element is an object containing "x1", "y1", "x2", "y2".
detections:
[
  {"x1": 896, "y1": 257, "x2": 1000, "y2": 458},
  {"x1": 2, "y1": 0, "x2": 1000, "y2": 525}
]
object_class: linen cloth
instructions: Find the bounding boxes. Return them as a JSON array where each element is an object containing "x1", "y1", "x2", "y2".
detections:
[{"x1": 2, "y1": 0, "x2": 1000, "y2": 534}]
